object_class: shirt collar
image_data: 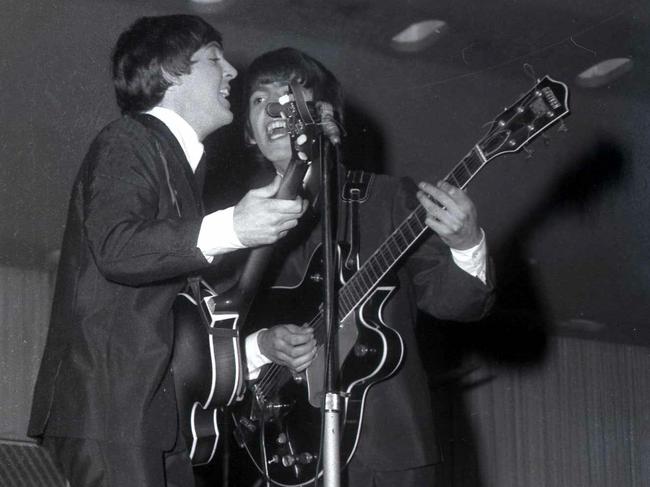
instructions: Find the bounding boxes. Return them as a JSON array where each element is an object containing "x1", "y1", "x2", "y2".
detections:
[{"x1": 145, "y1": 106, "x2": 205, "y2": 172}]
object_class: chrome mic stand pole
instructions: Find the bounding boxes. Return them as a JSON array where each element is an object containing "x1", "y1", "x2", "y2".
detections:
[{"x1": 320, "y1": 138, "x2": 341, "y2": 487}]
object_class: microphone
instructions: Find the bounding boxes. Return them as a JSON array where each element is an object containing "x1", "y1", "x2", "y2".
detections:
[
  {"x1": 265, "y1": 101, "x2": 320, "y2": 118},
  {"x1": 317, "y1": 101, "x2": 341, "y2": 146},
  {"x1": 265, "y1": 101, "x2": 341, "y2": 145},
  {"x1": 265, "y1": 102, "x2": 288, "y2": 117}
]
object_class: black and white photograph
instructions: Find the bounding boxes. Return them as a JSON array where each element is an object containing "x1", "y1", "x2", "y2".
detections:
[{"x1": 1, "y1": 1, "x2": 648, "y2": 486}]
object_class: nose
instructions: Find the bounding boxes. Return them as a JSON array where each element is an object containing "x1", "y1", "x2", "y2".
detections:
[{"x1": 224, "y1": 59, "x2": 237, "y2": 80}]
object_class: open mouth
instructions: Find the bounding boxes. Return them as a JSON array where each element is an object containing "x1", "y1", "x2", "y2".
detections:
[
  {"x1": 219, "y1": 87, "x2": 231, "y2": 107},
  {"x1": 266, "y1": 119, "x2": 288, "y2": 140}
]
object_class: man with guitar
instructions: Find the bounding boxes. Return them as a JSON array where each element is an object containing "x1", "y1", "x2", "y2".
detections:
[
  {"x1": 28, "y1": 16, "x2": 306, "y2": 487},
  {"x1": 235, "y1": 48, "x2": 496, "y2": 486}
]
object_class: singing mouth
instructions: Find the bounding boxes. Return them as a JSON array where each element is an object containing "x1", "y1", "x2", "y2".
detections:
[
  {"x1": 266, "y1": 119, "x2": 288, "y2": 140},
  {"x1": 218, "y1": 87, "x2": 231, "y2": 108}
]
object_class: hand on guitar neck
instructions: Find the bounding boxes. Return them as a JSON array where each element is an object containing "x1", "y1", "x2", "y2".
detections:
[
  {"x1": 416, "y1": 180, "x2": 483, "y2": 251},
  {"x1": 233, "y1": 174, "x2": 308, "y2": 247}
]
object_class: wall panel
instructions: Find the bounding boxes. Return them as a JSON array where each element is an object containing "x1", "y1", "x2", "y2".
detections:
[
  {"x1": 457, "y1": 337, "x2": 650, "y2": 486},
  {"x1": 0, "y1": 266, "x2": 52, "y2": 441}
]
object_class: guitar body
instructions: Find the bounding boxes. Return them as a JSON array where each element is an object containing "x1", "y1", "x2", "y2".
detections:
[
  {"x1": 232, "y1": 245, "x2": 404, "y2": 486},
  {"x1": 172, "y1": 284, "x2": 245, "y2": 465},
  {"x1": 172, "y1": 80, "x2": 322, "y2": 466}
]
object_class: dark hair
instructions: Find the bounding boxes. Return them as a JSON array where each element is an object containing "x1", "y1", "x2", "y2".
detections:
[
  {"x1": 111, "y1": 15, "x2": 223, "y2": 113},
  {"x1": 242, "y1": 47, "x2": 344, "y2": 143}
]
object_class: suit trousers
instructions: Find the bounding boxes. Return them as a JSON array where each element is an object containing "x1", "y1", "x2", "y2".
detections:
[{"x1": 42, "y1": 436, "x2": 195, "y2": 487}]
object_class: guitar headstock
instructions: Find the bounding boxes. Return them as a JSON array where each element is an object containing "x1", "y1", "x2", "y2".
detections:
[
  {"x1": 270, "y1": 80, "x2": 323, "y2": 203},
  {"x1": 276, "y1": 80, "x2": 319, "y2": 166},
  {"x1": 271, "y1": 80, "x2": 322, "y2": 201},
  {"x1": 478, "y1": 76, "x2": 570, "y2": 161}
]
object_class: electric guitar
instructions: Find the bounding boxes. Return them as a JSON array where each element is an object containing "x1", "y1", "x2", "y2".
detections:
[
  {"x1": 171, "y1": 80, "x2": 321, "y2": 465},
  {"x1": 231, "y1": 76, "x2": 570, "y2": 485}
]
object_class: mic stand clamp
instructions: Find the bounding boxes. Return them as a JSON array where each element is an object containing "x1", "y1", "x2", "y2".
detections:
[{"x1": 323, "y1": 392, "x2": 342, "y2": 487}]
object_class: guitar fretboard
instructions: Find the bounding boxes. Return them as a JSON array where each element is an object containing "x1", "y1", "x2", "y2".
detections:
[{"x1": 338, "y1": 147, "x2": 487, "y2": 320}]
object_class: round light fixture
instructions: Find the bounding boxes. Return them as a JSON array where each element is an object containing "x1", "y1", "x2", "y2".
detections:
[
  {"x1": 576, "y1": 57, "x2": 633, "y2": 88},
  {"x1": 391, "y1": 19, "x2": 448, "y2": 52}
]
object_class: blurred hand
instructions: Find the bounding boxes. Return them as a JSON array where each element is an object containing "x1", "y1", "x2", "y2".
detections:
[
  {"x1": 234, "y1": 175, "x2": 307, "y2": 246},
  {"x1": 416, "y1": 180, "x2": 482, "y2": 250},
  {"x1": 316, "y1": 101, "x2": 341, "y2": 146},
  {"x1": 258, "y1": 324, "x2": 317, "y2": 373}
]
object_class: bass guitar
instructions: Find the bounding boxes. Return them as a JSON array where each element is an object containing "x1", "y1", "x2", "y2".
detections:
[
  {"x1": 231, "y1": 75, "x2": 570, "y2": 485},
  {"x1": 171, "y1": 80, "x2": 321, "y2": 465}
]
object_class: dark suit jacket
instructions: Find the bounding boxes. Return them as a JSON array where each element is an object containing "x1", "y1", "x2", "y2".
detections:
[
  {"x1": 28, "y1": 114, "x2": 216, "y2": 450},
  {"x1": 263, "y1": 171, "x2": 495, "y2": 471}
]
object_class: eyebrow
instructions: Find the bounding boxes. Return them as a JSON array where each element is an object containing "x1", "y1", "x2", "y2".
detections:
[
  {"x1": 204, "y1": 41, "x2": 224, "y2": 53},
  {"x1": 249, "y1": 89, "x2": 269, "y2": 98}
]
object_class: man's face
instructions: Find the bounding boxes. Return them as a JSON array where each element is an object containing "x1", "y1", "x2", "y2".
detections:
[
  {"x1": 248, "y1": 81, "x2": 314, "y2": 174},
  {"x1": 173, "y1": 43, "x2": 237, "y2": 137}
]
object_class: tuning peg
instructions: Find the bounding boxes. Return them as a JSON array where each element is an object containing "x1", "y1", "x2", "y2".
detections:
[
  {"x1": 557, "y1": 120, "x2": 568, "y2": 132},
  {"x1": 523, "y1": 146, "x2": 534, "y2": 159}
]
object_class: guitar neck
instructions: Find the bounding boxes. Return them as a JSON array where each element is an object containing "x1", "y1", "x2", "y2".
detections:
[
  {"x1": 238, "y1": 160, "x2": 309, "y2": 299},
  {"x1": 338, "y1": 148, "x2": 488, "y2": 319}
]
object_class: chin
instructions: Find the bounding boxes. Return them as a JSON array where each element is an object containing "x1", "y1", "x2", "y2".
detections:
[
  {"x1": 222, "y1": 110, "x2": 234, "y2": 124},
  {"x1": 263, "y1": 149, "x2": 291, "y2": 166},
  {"x1": 258, "y1": 140, "x2": 288, "y2": 161},
  {"x1": 216, "y1": 105, "x2": 233, "y2": 123}
]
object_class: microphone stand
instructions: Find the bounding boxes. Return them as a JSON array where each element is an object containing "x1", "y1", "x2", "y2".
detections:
[{"x1": 320, "y1": 137, "x2": 341, "y2": 487}]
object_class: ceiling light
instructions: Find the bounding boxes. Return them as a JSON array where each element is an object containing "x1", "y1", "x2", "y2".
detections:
[
  {"x1": 391, "y1": 19, "x2": 448, "y2": 52},
  {"x1": 575, "y1": 57, "x2": 633, "y2": 88},
  {"x1": 189, "y1": 0, "x2": 234, "y2": 14}
]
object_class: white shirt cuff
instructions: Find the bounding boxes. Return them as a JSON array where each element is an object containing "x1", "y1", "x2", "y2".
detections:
[
  {"x1": 450, "y1": 228, "x2": 487, "y2": 284},
  {"x1": 197, "y1": 206, "x2": 246, "y2": 260},
  {"x1": 245, "y1": 329, "x2": 271, "y2": 380}
]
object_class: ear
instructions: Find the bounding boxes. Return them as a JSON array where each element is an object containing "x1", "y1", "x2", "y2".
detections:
[{"x1": 161, "y1": 67, "x2": 181, "y2": 86}]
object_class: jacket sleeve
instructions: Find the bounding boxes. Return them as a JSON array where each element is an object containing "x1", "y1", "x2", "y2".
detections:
[
  {"x1": 394, "y1": 177, "x2": 496, "y2": 322},
  {"x1": 81, "y1": 128, "x2": 211, "y2": 286}
]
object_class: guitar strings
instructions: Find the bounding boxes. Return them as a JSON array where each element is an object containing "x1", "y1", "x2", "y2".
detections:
[
  {"x1": 254, "y1": 207, "x2": 431, "y2": 398},
  {"x1": 255, "y1": 312, "x2": 324, "y2": 397}
]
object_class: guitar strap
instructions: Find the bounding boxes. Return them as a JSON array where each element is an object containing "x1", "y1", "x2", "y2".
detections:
[{"x1": 341, "y1": 169, "x2": 374, "y2": 269}]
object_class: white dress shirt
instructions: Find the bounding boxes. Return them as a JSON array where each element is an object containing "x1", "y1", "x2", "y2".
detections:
[{"x1": 146, "y1": 107, "x2": 245, "y2": 257}]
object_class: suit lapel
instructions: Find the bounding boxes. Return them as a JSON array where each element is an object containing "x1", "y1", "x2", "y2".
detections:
[{"x1": 133, "y1": 113, "x2": 205, "y2": 217}]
